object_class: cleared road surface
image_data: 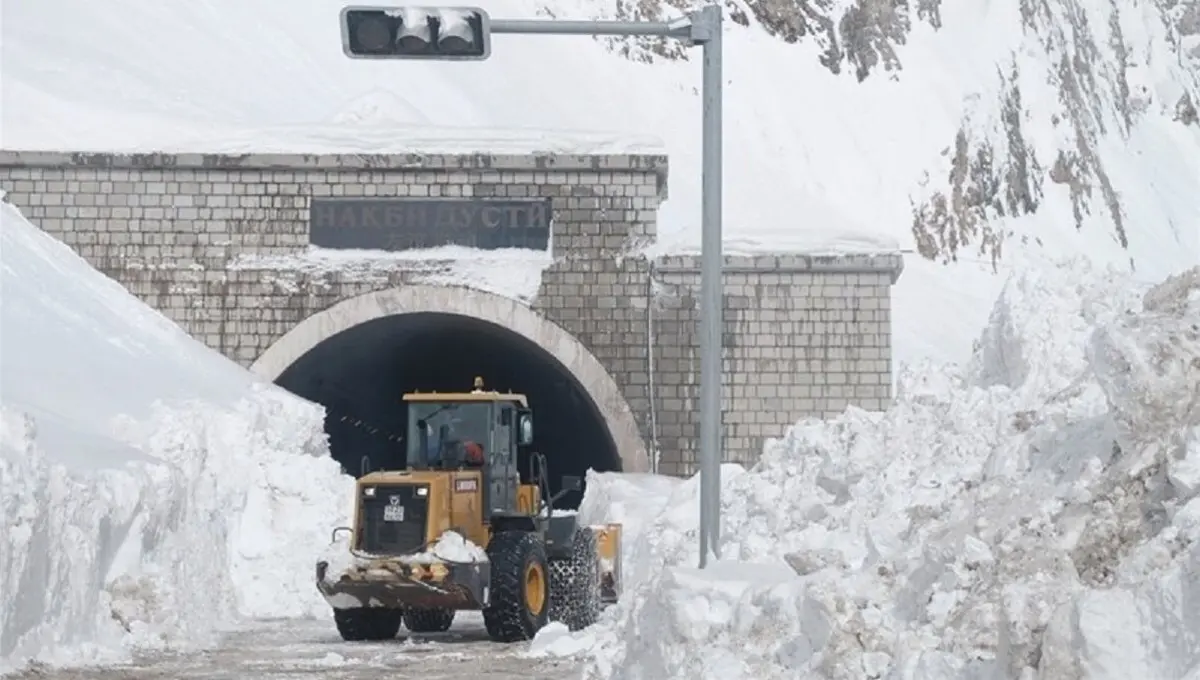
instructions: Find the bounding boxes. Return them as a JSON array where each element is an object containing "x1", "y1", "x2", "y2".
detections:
[{"x1": 7, "y1": 615, "x2": 581, "y2": 679}]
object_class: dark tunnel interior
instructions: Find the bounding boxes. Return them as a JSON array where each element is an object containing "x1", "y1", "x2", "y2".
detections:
[{"x1": 275, "y1": 312, "x2": 621, "y2": 509}]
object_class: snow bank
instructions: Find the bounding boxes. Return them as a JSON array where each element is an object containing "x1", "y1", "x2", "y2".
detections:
[
  {"x1": 0, "y1": 201, "x2": 354, "y2": 673},
  {"x1": 576, "y1": 470, "x2": 693, "y2": 590},
  {"x1": 526, "y1": 470, "x2": 691, "y2": 657},
  {"x1": 563, "y1": 259, "x2": 1200, "y2": 679}
]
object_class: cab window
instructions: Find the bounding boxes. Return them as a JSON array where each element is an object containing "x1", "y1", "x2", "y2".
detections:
[{"x1": 406, "y1": 402, "x2": 491, "y2": 468}]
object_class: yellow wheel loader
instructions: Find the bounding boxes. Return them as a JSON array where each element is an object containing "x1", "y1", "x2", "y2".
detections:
[{"x1": 315, "y1": 377, "x2": 623, "y2": 643}]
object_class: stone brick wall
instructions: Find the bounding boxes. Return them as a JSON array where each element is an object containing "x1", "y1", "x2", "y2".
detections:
[
  {"x1": 0, "y1": 150, "x2": 904, "y2": 475},
  {"x1": 649, "y1": 254, "x2": 900, "y2": 475}
]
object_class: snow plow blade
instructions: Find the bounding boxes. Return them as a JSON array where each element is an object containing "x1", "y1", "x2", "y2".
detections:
[
  {"x1": 316, "y1": 557, "x2": 490, "y2": 611},
  {"x1": 592, "y1": 523, "x2": 622, "y2": 605}
]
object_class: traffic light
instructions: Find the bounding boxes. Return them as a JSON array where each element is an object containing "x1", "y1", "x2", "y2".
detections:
[{"x1": 340, "y1": 6, "x2": 491, "y2": 60}]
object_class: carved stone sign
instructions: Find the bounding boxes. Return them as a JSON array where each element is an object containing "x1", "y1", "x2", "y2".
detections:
[{"x1": 309, "y1": 197, "x2": 552, "y2": 251}]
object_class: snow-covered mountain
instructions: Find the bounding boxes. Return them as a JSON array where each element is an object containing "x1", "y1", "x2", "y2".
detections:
[{"x1": 2, "y1": 0, "x2": 1197, "y2": 364}]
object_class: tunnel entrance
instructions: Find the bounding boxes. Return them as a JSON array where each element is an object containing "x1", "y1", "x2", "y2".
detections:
[{"x1": 274, "y1": 311, "x2": 621, "y2": 508}]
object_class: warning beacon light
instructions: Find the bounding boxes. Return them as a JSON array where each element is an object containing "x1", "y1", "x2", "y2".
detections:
[{"x1": 340, "y1": 6, "x2": 491, "y2": 60}]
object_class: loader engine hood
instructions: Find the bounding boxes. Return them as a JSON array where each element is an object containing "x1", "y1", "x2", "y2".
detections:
[{"x1": 353, "y1": 470, "x2": 487, "y2": 557}]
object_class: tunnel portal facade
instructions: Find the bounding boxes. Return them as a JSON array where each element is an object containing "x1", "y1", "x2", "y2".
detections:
[
  {"x1": 255, "y1": 284, "x2": 646, "y2": 500},
  {"x1": 0, "y1": 150, "x2": 905, "y2": 480}
]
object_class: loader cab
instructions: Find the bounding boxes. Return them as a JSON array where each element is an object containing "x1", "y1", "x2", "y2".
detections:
[
  {"x1": 403, "y1": 401, "x2": 533, "y2": 467},
  {"x1": 401, "y1": 378, "x2": 535, "y2": 516},
  {"x1": 405, "y1": 401, "x2": 490, "y2": 470},
  {"x1": 403, "y1": 380, "x2": 533, "y2": 469}
]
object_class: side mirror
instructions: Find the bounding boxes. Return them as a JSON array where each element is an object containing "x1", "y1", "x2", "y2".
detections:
[
  {"x1": 518, "y1": 413, "x2": 534, "y2": 445},
  {"x1": 561, "y1": 475, "x2": 582, "y2": 492}
]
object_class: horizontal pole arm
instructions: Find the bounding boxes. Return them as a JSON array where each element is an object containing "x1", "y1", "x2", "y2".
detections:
[{"x1": 488, "y1": 18, "x2": 691, "y2": 38}]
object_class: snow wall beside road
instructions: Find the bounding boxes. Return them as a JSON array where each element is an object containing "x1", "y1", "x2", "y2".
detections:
[{"x1": 0, "y1": 199, "x2": 355, "y2": 673}]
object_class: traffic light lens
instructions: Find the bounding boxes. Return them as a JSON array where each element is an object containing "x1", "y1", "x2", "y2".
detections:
[
  {"x1": 435, "y1": 10, "x2": 475, "y2": 53},
  {"x1": 397, "y1": 35, "x2": 429, "y2": 51},
  {"x1": 351, "y1": 14, "x2": 393, "y2": 52},
  {"x1": 394, "y1": 7, "x2": 432, "y2": 51},
  {"x1": 438, "y1": 36, "x2": 472, "y2": 54}
]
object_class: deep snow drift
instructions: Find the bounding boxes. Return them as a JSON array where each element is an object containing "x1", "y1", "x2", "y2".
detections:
[
  {"x1": 3, "y1": 0, "x2": 1197, "y2": 365},
  {"x1": 0, "y1": 200, "x2": 354, "y2": 673},
  {"x1": 542, "y1": 260, "x2": 1200, "y2": 679}
]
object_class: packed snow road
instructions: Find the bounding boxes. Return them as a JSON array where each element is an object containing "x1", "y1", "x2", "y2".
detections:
[{"x1": 5, "y1": 616, "x2": 579, "y2": 680}]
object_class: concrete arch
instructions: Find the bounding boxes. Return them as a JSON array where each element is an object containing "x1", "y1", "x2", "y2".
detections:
[{"x1": 251, "y1": 284, "x2": 648, "y2": 472}]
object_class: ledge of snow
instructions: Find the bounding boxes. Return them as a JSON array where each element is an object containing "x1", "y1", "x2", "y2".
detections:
[
  {"x1": 230, "y1": 245, "x2": 555, "y2": 304},
  {"x1": 643, "y1": 210, "x2": 904, "y2": 258},
  {"x1": 2, "y1": 122, "x2": 667, "y2": 157}
]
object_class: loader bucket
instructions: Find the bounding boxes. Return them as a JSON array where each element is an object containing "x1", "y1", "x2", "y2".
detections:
[{"x1": 316, "y1": 556, "x2": 490, "y2": 611}]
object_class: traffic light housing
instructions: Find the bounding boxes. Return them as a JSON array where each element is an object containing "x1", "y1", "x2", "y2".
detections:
[{"x1": 340, "y1": 6, "x2": 491, "y2": 60}]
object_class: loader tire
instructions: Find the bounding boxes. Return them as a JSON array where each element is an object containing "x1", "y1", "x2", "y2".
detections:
[
  {"x1": 333, "y1": 607, "x2": 402, "y2": 641},
  {"x1": 548, "y1": 527, "x2": 602, "y2": 631},
  {"x1": 403, "y1": 607, "x2": 455, "y2": 633},
  {"x1": 482, "y1": 531, "x2": 550, "y2": 642}
]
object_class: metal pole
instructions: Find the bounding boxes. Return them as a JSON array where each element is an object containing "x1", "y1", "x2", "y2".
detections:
[{"x1": 694, "y1": 5, "x2": 723, "y2": 568}]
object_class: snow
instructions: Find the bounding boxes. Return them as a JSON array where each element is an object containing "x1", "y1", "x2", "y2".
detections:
[
  {"x1": 401, "y1": 531, "x2": 489, "y2": 565},
  {"x1": 319, "y1": 530, "x2": 488, "y2": 583},
  {"x1": 0, "y1": 200, "x2": 355, "y2": 673},
  {"x1": 316, "y1": 533, "x2": 360, "y2": 589},
  {"x1": 524, "y1": 470, "x2": 688, "y2": 657},
  {"x1": 637, "y1": 212, "x2": 903, "y2": 259},
  {"x1": 576, "y1": 470, "x2": 687, "y2": 589},
  {"x1": 231, "y1": 245, "x2": 554, "y2": 304},
  {"x1": 3, "y1": 0, "x2": 1196, "y2": 365},
  {"x1": 528, "y1": 621, "x2": 595, "y2": 658},
  {"x1": 536, "y1": 260, "x2": 1200, "y2": 679}
]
